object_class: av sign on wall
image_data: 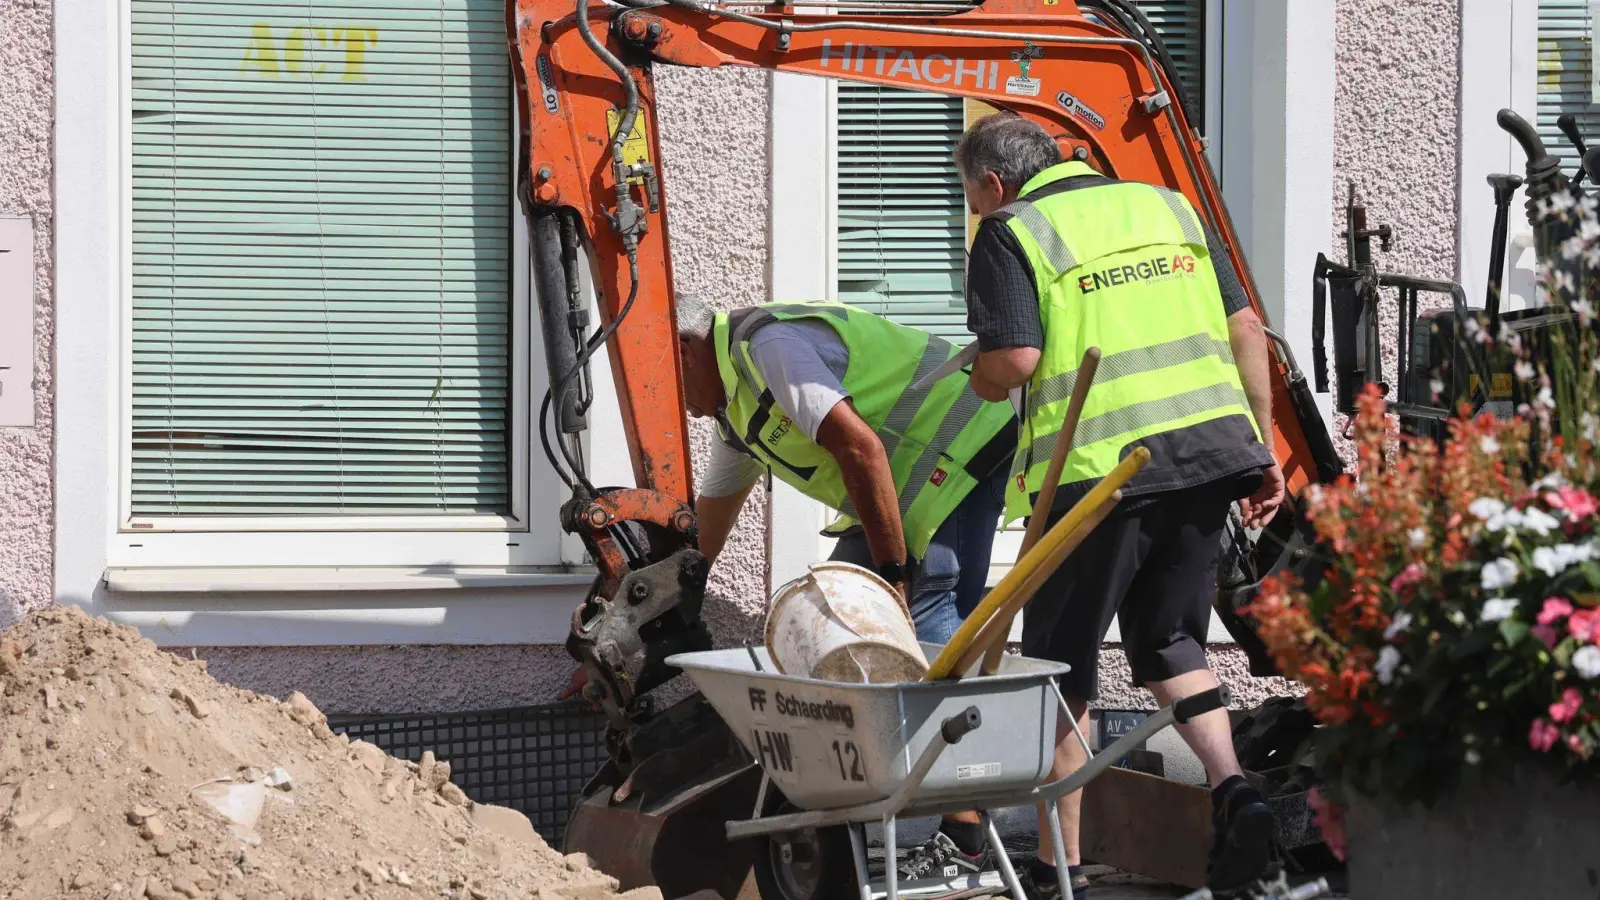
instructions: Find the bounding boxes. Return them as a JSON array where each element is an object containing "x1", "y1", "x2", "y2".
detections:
[{"x1": 0, "y1": 217, "x2": 34, "y2": 427}]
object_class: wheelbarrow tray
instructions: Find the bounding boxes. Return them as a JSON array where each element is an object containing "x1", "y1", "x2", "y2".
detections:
[{"x1": 666, "y1": 643, "x2": 1070, "y2": 811}]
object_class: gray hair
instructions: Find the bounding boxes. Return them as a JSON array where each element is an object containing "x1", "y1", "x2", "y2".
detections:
[
  {"x1": 675, "y1": 293, "x2": 715, "y2": 343},
  {"x1": 953, "y1": 114, "x2": 1062, "y2": 194}
]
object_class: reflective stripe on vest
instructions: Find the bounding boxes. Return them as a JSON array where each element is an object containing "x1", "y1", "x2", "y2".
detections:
[
  {"x1": 712, "y1": 301, "x2": 1014, "y2": 557},
  {"x1": 992, "y1": 161, "x2": 1260, "y2": 522}
]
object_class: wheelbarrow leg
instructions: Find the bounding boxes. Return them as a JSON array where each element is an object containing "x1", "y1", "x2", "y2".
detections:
[
  {"x1": 980, "y1": 811, "x2": 1025, "y2": 900},
  {"x1": 1045, "y1": 801, "x2": 1070, "y2": 890},
  {"x1": 882, "y1": 814, "x2": 899, "y2": 900},
  {"x1": 847, "y1": 822, "x2": 873, "y2": 900}
]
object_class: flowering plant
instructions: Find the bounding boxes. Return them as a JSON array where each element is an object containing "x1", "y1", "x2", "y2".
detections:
[{"x1": 1246, "y1": 190, "x2": 1600, "y2": 831}]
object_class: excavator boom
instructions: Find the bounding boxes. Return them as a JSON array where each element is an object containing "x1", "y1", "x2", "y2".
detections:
[{"x1": 508, "y1": 0, "x2": 1343, "y2": 894}]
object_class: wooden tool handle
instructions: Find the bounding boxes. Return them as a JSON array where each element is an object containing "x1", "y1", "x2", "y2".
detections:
[
  {"x1": 952, "y1": 489, "x2": 1121, "y2": 678},
  {"x1": 923, "y1": 446, "x2": 1148, "y2": 682},
  {"x1": 980, "y1": 347, "x2": 1101, "y2": 676}
]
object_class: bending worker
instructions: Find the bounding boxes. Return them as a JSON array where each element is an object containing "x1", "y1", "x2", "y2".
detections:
[
  {"x1": 676, "y1": 295, "x2": 1015, "y2": 646},
  {"x1": 952, "y1": 113, "x2": 1287, "y2": 900}
]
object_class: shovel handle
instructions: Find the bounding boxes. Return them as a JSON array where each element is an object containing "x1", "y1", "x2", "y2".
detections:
[
  {"x1": 980, "y1": 347, "x2": 1102, "y2": 675},
  {"x1": 923, "y1": 446, "x2": 1148, "y2": 682}
]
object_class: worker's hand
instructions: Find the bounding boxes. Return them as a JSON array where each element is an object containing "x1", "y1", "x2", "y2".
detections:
[{"x1": 1238, "y1": 463, "x2": 1286, "y2": 530}]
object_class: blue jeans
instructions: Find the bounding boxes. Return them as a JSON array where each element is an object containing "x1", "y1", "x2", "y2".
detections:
[{"x1": 828, "y1": 461, "x2": 1011, "y2": 645}]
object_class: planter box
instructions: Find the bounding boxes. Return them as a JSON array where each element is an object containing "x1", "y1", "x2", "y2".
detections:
[{"x1": 1345, "y1": 769, "x2": 1600, "y2": 899}]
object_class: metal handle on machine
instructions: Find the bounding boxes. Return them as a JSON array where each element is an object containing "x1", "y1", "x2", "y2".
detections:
[{"x1": 1485, "y1": 173, "x2": 1524, "y2": 325}]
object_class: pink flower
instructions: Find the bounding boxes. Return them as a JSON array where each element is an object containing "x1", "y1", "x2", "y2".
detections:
[
  {"x1": 1534, "y1": 624, "x2": 1562, "y2": 647},
  {"x1": 1570, "y1": 609, "x2": 1600, "y2": 642},
  {"x1": 1539, "y1": 597, "x2": 1574, "y2": 626},
  {"x1": 1530, "y1": 718, "x2": 1561, "y2": 752},
  {"x1": 1551, "y1": 688, "x2": 1583, "y2": 723},
  {"x1": 1389, "y1": 564, "x2": 1425, "y2": 593},
  {"x1": 1548, "y1": 487, "x2": 1600, "y2": 520},
  {"x1": 1571, "y1": 733, "x2": 1589, "y2": 755},
  {"x1": 1308, "y1": 787, "x2": 1346, "y2": 862}
]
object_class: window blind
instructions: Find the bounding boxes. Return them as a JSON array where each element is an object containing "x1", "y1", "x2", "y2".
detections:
[
  {"x1": 130, "y1": 0, "x2": 513, "y2": 518},
  {"x1": 834, "y1": 0, "x2": 1207, "y2": 343},
  {"x1": 1537, "y1": 0, "x2": 1597, "y2": 175}
]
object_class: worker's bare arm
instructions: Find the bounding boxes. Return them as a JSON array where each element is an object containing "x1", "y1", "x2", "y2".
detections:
[
  {"x1": 814, "y1": 399, "x2": 909, "y2": 581},
  {"x1": 694, "y1": 486, "x2": 756, "y2": 564},
  {"x1": 1227, "y1": 306, "x2": 1284, "y2": 527},
  {"x1": 971, "y1": 347, "x2": 1041, "y2": 401}
]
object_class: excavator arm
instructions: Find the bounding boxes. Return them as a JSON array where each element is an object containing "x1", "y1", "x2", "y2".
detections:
[
  {"x1": 512, "y1": 0, "x2": 1344, "y2": 891},
  {"x1": 514, "y1": 0, "x2": 1340, "y2": 712}
]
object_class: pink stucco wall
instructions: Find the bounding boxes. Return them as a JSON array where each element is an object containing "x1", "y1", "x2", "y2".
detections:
[
  {"x1": 0, "y1": 0, "x2": 54, "y2": 631},
  {"x1": 1333, "y1": 0, "x2": 1463, "y2": 415}
]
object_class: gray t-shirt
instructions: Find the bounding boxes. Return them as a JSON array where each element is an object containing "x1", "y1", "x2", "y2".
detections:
[{"x1": 699, "y1": 320, "x2": 851, "y2": 498}]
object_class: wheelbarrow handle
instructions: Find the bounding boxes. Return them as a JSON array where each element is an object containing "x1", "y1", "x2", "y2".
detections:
[
  {"x1": 941, "y1": 706, "x2": 982, "y2": 744},
  {"x1": 1172, "y1": 685, "x2": 1231, "y2": 725}
]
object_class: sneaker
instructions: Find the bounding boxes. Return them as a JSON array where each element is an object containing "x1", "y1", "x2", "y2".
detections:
[
  {"x1": 1015, "y1": 864, "x2": 1060, "y2": 900},
  {"x1": 1206, "y1": 777, "x2": 1280, "y2": 894},
  {"x1": 1015, "y1": 862, "x2": 1087, "y2": 900},
  {"x1": 895, "y1": 830, "x2": 994, "y2": 885}
]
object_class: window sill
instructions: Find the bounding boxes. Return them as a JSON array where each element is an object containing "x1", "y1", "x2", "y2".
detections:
[{"x1": 104, "y1": 566, "x2": 596, "y2": 594}]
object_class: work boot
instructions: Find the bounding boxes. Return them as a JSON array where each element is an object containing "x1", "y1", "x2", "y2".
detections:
[
  {"x1": 1206, "y1": 775, "x2": 1279, "y2": 894},
  {"x1": 1015, "y1": 858, "x2": 1088, "y2": 900},
  {"x1": 895, "y1": 829, "x2": 996, "y2": 886}
]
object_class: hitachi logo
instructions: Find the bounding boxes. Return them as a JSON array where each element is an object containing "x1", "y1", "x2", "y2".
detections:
[{"x1": 1077, "y1": 254, "x2": 1196, "y2": 295}]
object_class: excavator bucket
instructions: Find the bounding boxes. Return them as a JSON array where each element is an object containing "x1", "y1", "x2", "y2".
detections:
[{"x1": 564, "y1": 694, "x2": 765, "y2": 899}]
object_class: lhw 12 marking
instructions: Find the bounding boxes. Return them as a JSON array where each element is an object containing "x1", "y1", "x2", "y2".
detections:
[{"x1": 753, "y1": 728, "x2": 795, "y2": 774}]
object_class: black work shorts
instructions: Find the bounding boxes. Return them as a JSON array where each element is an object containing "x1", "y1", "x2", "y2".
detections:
[{"x1": 1020, "y1": 480, "x2": 1233, "y2": 702}]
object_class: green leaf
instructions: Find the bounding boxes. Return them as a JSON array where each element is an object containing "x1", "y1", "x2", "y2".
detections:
[
  {"x1": 1499, "y1": 619, "x2": 1531, "y2": 646},
  {"x1": 1556, "y1": 640, "x2": 1577, "y2": 668},
  {"x1": 1583, "y1": 562, "x2": 1600, "y2": 590}
]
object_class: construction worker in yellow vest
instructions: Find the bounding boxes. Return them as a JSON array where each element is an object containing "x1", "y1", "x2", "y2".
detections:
[
  {"x1": 675, "y1": 296, "x2": 1017, "y2": 654},
  {"x1": 950, "y1": 113, "x2": 1287, "y2": 900}
]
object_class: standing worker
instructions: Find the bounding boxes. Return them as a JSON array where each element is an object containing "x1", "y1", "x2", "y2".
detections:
[
  {"x1": 954, "y1": 113, "x2": 1287, "y2": 899},
  {"x1": 677, "y1": 296, "x2": 1015, "y2": 650}
]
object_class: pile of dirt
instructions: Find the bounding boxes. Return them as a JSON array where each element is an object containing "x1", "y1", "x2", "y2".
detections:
[{"x1": 0, "y1": 606, "x2": 650, "y2": 900}]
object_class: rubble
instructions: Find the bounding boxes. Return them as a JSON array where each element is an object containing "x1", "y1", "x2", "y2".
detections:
[{"x1": 0, "y1": 606, "x2": 633, "y2": 900}]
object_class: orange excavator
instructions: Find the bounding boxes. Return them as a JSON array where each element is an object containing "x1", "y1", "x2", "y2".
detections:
[{"x1": 508, "y1": 0, "x2": 1343, "y2": 895}]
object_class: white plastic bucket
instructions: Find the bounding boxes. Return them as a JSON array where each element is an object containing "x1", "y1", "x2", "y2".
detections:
[{"x1": 764, "y1": 561, "x2": 929, "y2": 684}]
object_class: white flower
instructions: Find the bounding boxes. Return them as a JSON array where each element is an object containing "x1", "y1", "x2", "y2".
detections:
[
  {"x1": 1384, "y1": 610, "x2": 1414, "y2": 641},
  {"x1": 1480, "y1": 436, "x2": 1502, "y2": 455},
  {"x1": 1485, "y1": 507, "x2": 1525, "y2": 533},
  {"x1": 1429, "y1": 378, "x2": 1446, "y2": 399},
  {"x1": 1532, "y1": 543, "x2": 1598, "y2": 578},
  {"x1": 1522, "y1": 507, "x2": 1562, "y2": 536},
  {"x1": 1481, "y1": 557, "x2": 1520, "y2": 591},
  {"x1": 1463, "y1": 317, "x2": 1482, "y2": 339},
  {"x1": 1536, "y1": 386, "x2": 1556, "y2": 410},
  {"x1": 1515, "y1": 360, "x2": 1538, "y2": 382},
  {"x1": 1480, "y1": 597, "x2": 1520, "y2": 622},
  {"x1": 1465, "y1": 748, "x2": 1482, "y2": 765},
  {"x1": 1449, "y1": 610, "x2": 1469, "y2": 627},
  {"x1": 1536, "y1": 471, "x2": 1570, "y2": 492},
  {"x1": 1469, "y1": 498, "x2": 1507, "y2": 521},
  {"x1": 1574, "y1": 298, "x2": 1596, "y2": 322},
  {"x1": 1574, "y1": 645, "x2": 1600, "y2": 680},
  {"x1": 1408, "y1": 527, "x2": 1428, "y2": 549},
  {"x1": 1376, "y1": 646, "x2": 1403, "y2": 685}
]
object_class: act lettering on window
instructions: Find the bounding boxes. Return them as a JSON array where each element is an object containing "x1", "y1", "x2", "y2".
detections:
[{"x1": 240, "y1": 24, "x2": 379, "y2": 81}]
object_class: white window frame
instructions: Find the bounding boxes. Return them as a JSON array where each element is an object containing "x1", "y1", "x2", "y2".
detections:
[
  {"x1": 1459, "y1": 0, "x2": 1542, "y2": 313},
  {"x1": 768, "y1": 0, "x2": 1336, "y2": 644},
  {"x1": 57, "y1": 0, "x2": 606, "y2": 645}
]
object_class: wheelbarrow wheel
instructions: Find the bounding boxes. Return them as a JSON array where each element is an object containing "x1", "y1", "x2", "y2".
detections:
[{"x1": 752, "y1": 802, "x2": 856, "y2": 900}]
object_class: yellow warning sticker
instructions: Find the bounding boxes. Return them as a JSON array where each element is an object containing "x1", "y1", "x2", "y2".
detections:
[
  {"x1": 1470, "y1": 374, "x2": 1479, "y2": 396},
  {"x1": 1492, "y1": 373, "x2": 1513, "y2": 398},
  {"x1": 605, "y1": 109, "x2": 652, "y2": 183}
]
